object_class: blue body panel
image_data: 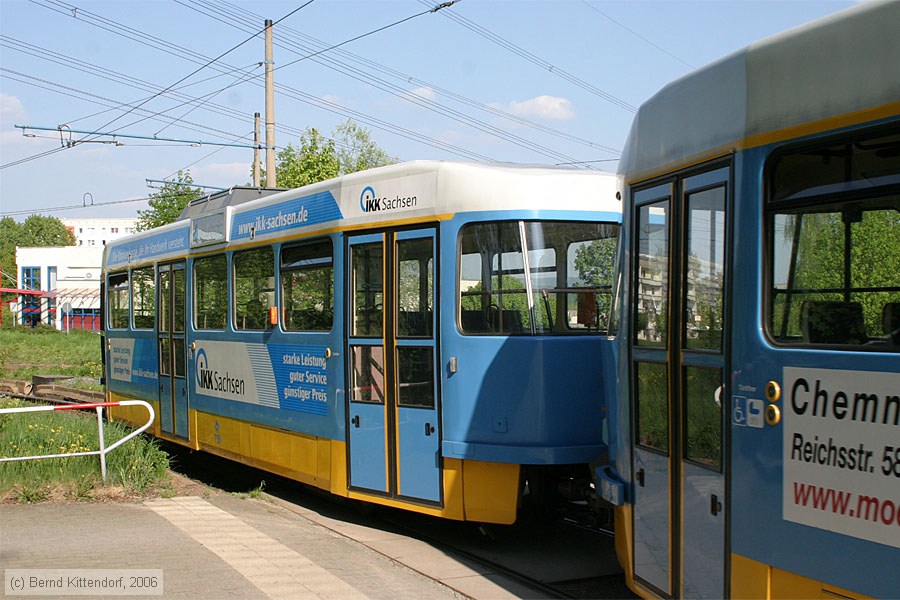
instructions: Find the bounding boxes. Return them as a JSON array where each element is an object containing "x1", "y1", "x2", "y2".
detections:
[
  {"x1": 158, "y1": 374, "x2": 173, "y2": 433},
  {"x1": 438, "y1": 210, "x2": 618, "y2": 466},
  {"x1": 105, "y1": 333, "x2": 159, "y2": 402},
  {"x1": 614, "y1": 123, "x2": 899, "y2": 598},
  {"x1": 348, "y1": 401, "x2": 388, "y2": 492},
  {"x1": 728, "y1": 143, "x2": 900, "y2": 597},
  {"x1": 632, "y1": 447, "x2": 670, "y2": 594},
  {"x1": 397, "y1": 404, "x2": 441, "y2": 501}
]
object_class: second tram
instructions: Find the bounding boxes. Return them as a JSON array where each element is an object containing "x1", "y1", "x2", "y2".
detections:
[
  {"x1": 102, "y1": 161, "x2": 621, "y2": 524},
  {"x1": 607, "y1": 2, "x2": 900, "y2": 598}
]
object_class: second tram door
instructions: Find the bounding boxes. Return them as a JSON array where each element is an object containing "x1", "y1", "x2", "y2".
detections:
[
  {"x1": 630, "y1": 166, "x2": 729, "y2": 598},
  {"x1": 346, "y1": 228, "x2": 441, "y2": 504},
  {"x1": 157, "y1": 261, "x2": 188, "y2": 439}
]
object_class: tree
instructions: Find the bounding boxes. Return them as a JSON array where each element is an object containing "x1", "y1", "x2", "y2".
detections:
[
  {"x1": 260, "y1": 120, "x2": 397, "y2": 189},
  {"x1": 18, "y1": 214, "x2": 76, "y2": 247},
  {"x1": 334, "y1": 119, "x2": 397, "y2": 175},
  {"x1": 270, "y1": 128, "x2": 339, "y2": 189},
  {"x1": 775, "y1": 207, "x2": 900, "y2": 337},
  {"x1": 136, "y1": 170, "x2": 200, "y2": 231},
  {"x1": 0, "y1": 215, "x2": 75, "y2": 319},
  {"x1": 0, "y1": 217, "x2": 23, "y2": 289}
]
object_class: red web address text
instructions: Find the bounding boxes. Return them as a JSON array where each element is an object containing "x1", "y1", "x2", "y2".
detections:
[{"x1": 793, "y1": 482, "x2": 900, "y2": 527}]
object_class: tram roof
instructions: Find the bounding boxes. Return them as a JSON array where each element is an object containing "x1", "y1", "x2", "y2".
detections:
[
  {"x1": 103, "y1": 161, "x2": 619, "y2": 271},
  {"x1": 618, "y1": 0, "x2": 900, "y2": 182}
]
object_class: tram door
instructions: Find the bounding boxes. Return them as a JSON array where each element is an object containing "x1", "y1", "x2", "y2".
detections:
[
  {"x1": 346, "y1": 228, "x2": 441, "y2": 503},
  {"x1": 157, "y1": 261, "x2": 188, "y2": 439},
  {"x1": 629, "y1": 166, "x2": 729, "y2": 598}
]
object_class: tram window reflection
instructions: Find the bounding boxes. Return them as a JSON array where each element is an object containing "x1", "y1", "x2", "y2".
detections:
[
  {"x1": 459, "y1": 220, "x2": 618, "y2": 335},
  {"x1": 194, "y1": 254, "x2": 227, "y2": 330},
  {"x1": 234, "y1": 247, "x2": 274, "y2": 331},
  {"x1": 281, "y1": 240, "x2": 334, "y2": 332},
  {"x1": 107, "y1": 272, "x2": 129, "y2": 330},
  {"x1": 131, "y1": 267, "x2": 155, "y2": 330}
]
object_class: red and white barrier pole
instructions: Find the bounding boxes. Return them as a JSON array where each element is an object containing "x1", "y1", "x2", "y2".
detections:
[{"x1": 0, "y1": 400, "x2": 155, "y2": 483}]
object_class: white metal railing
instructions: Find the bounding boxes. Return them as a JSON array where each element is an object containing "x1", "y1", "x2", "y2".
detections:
[{"x1": 0, "y1": 400, "x2": 155, "y2": 482}]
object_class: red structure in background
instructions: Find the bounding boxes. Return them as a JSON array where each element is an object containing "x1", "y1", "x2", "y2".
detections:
[
  {"x1": 0, "y1": 287, "x2": 44, "y2": 327},
  {"x1": 0, "y1": 288, "x2": 100, "y2": 330},
  {"x1": 44, "y1": 288, "x2": 101, "y2": 331}
]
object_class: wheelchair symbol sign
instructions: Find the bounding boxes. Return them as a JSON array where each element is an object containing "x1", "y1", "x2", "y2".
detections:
[
  {"x1": 733, "y1": 396, "x2": 747, "y2": 426},
  {"x1": 733, "y1": 396, "x2": 765, "y2": 428}
]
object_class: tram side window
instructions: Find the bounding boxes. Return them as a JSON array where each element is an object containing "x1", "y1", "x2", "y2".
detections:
[
  {"x1": 131, "y1": 267, "x2": 155, "y2": 329},
  {"x1": 234, "y1": 247, "x2": 274, "y2": 330},
  {"x1": 194, "y1": 254, "x2": 227, "y2": 330},
  {"x1": 459, "y1": 221, "x2": 618, "y2": 335},
  {"x1": 459, "y1": 221, "x2": 529, "y2": 334},
  {"x1": 281, "y1": 240, "x2": 333, "y2": 332},
  {"x1": 107, "y1": 272, "x2": 129, "y2": 329},
  {"x1": 768, "y1": 129, "x2": 900, "y2": 349}
]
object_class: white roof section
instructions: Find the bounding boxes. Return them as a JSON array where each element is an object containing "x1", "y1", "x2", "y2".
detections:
[
  {"x1": 619, "y1": 1, "x2": 900, "y2": 180},
  {"x1": 104, "y1": 161, "x2": 620, "y2": 270}
]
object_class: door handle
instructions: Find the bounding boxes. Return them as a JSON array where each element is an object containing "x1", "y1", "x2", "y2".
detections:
[
  {"x1": 424, "y1": 422, "x2": 435, "y2": 436},
  {"x1": 636, "y1": 468, "x2": 645, "y2": 487},
  {"x1": 711, "y1": 493, "x2": 722, "y2": 516},
  {"x1": 351, "y1": 415, "x2": 360, "y2": 428}
]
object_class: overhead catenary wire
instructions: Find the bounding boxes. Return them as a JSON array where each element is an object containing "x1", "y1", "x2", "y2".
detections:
[
  {"x1": 175, "y1": 5, "x2": 597, "y2": 166},
  {"x1": 0, "y1": 66, "x2": 264, "y2": 149},
  {"x1": 0, "y1": 195, "x2": 155, "y2": 217},
  {"x1": 579, "y1": 0, "x2": 694, "y2": 69},
  {"x1": 14, "y1": 0, "x2": 316, "y2": 156},
  {"x1": 1, "y1": 55, "x2": 381, "y2": 165},
  {"x1": 168, "y1": 0, "x2": 559, "y2": 163},
  {"x1": 10, "y1": 1, "x2": 503, "y2": 166},
  {"x1": 418, "y1": 0, "x2": 636, "y2": 113},
  {"x1": 181, "y1": 0, "x2": 620, "y2": 157},
  {"x1": 0, "y1": 33, "x2": 263, "y2": 130}
]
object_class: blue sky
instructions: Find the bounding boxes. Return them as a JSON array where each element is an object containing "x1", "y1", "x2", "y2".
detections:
[{"x1": 0, "y1": 0, "x2": 860, "y2": 219}]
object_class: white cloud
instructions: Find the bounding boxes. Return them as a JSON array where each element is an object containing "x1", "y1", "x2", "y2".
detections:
[
  {"x1": 0, "y1": 93, "x2": 26, "y2": 123},
  {"x1": 410, "y1": 86, "x2": 437, "y2": 102},
  {"x1": 194, "y1": 162, "x2": 252, "y2": 185},
  {"x1": 493, "y1": 95, "x2": 575, "y2": 120},
  {"x1": 322, "y1": 94, "x2": 356, "y2": 109}
]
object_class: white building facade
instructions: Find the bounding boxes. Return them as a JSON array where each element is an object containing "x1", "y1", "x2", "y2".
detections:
[
  {"x1": 62, "y1": 218, "x2": 137, "y2": 247},
  {"x1": 14, "y1": 246, "x2": 104, "y2": 330}
]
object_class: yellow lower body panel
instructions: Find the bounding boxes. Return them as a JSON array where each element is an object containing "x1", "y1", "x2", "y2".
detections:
[
  {"x1": 104, "y1": 396, "x2": 520, "y2": 523},
  {"x1": 344, "y1": 458, "x2": 520, "y2": 524},
  {"x1": 105, "y1": 392, "x2": 159, "y2": 436},
  {"x1": 732, "y1": 554, "x2": 872, "y2": 600},
  {"x1": 193, "y1": 409, "x2": 520, "y2": 523},
  {"x1": 195, "y1": 410, "x2": 333, "y2": 489},
  {"x1": 613, "y1": 505, "x2": 872, "y2": 600}
]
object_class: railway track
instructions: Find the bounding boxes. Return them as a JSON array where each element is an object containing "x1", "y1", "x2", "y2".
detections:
[
  {"x1": 159, "y1": 443, "x2": 633, "y2": 599},
  {"x1": 5, "y1": 386, "x2": 632, "y2": 598}
]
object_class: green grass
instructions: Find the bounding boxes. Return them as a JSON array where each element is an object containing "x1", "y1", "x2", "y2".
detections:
[
  {"x1": 0, "y1": 398, "x2": 170, "y2": 502},
  {"x1": 0, "y1": 327, "x2": 103, "y2": 390}
]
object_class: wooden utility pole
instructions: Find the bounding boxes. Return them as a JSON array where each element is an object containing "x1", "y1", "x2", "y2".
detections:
[
  {"x1": 253, "y1": 112, "x2": 261, "y2": 187},
  {"x1": 264, "y1": 19, "x2": 276, "y2": 188}
]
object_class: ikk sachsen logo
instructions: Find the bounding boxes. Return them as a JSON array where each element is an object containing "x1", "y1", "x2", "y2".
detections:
[
  {"x1": 359, "y1": 185, "x2": 418, "y2": 213},
  {"x1": 195, "y1": 348, "x2": 246, "y2": 396}
]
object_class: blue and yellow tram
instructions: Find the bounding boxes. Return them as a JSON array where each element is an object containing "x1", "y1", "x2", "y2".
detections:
[
  {"x1": 102, "y1": 161, "x2": 621, "y2": 523},
  {"x1": 607, "y1": 2, "x2": 900, "y2": 598}
]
